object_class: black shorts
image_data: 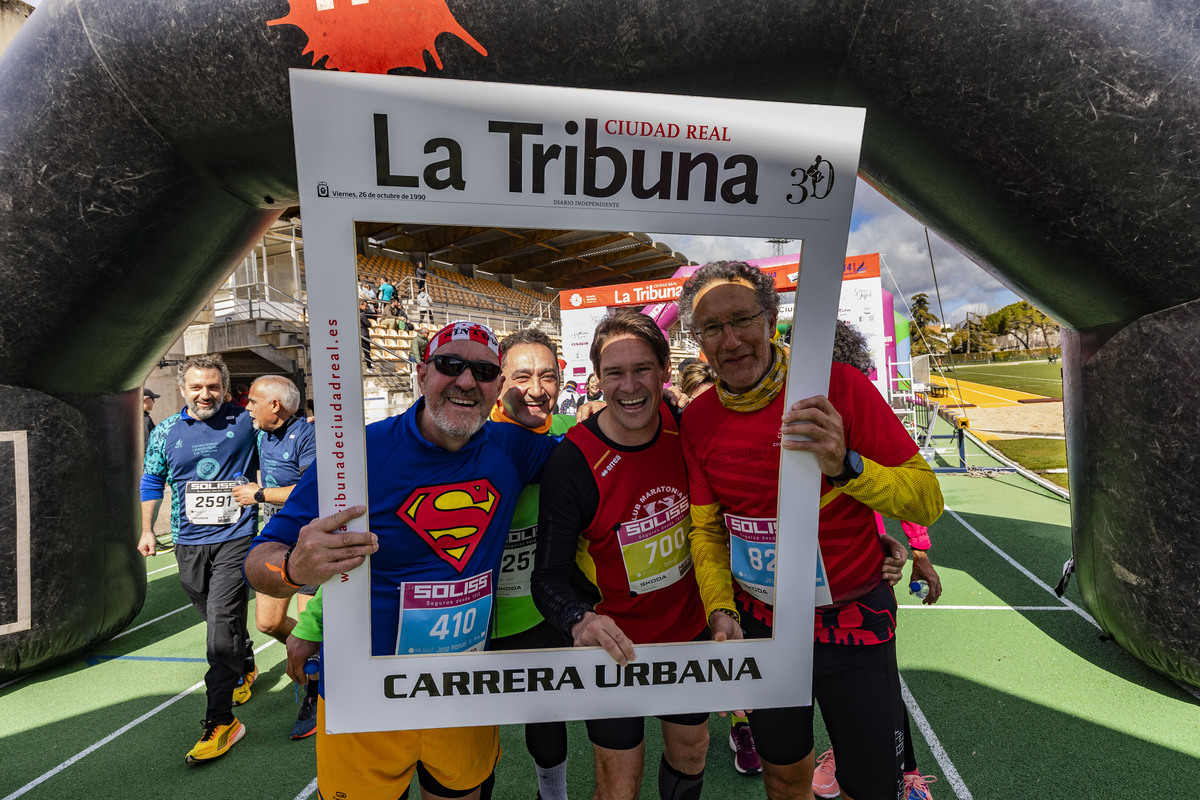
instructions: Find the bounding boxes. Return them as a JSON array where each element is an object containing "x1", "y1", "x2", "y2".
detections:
[
  {"x1": 584, "y1": 627, "x2": 711, "y2": 750},
  {"x1": 742, "y1": 612, "x2": 905, "y2": 800}
]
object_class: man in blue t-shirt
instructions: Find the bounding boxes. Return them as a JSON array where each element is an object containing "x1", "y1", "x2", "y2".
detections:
[
  {"x1": 245, "y1": 321, "x2": 557, "y2": 800},
  {"x1": 232, "y1": 374, "x2": 318, "y2": 639},
  {"x1": 231, "y1": 373, "x2": 320, "y2": 738},
  {"x1": 139, "y1": 353, "x2": 259, "y2": 763}
]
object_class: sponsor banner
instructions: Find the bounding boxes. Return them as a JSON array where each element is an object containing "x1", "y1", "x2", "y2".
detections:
[
  {"x1": 292, "y1": 71, "x2": 863, "y2": 734},
  {"x1": 843, "y1": 252, "x2": 881, "y2": 280}
]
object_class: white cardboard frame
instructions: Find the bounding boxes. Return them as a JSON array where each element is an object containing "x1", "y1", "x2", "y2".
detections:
[{"x1": 290, "y1": 71, "x2": 864, "y2": 734}]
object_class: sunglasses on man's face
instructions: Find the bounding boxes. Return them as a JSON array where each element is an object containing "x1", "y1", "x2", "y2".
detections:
[{"x1": 430, "y1": 354, "x2": 502, "y2": 383}]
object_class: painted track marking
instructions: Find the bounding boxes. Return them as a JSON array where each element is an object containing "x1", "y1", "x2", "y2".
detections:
[{"x1": 3, "y1": 641, "x2": 275, "y2": 800}]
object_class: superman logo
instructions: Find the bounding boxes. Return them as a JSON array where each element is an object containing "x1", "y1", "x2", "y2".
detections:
[{"x1": 399, "y1": 479, "x2": 501, "y2": 572}]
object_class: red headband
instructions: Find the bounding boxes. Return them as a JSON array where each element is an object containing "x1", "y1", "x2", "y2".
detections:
[{"x1": 424, "y1": 320, "x2": 502, "y2": 363}]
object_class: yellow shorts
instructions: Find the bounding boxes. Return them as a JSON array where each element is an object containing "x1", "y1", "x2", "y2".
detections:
[{"x1": 315, "y1": 698, "x2": 499, "y2": 800}]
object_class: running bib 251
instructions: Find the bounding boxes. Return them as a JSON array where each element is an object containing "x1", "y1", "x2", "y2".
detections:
[{"x1": 498, "y1": 525, "x2": 536, "y2": 599}]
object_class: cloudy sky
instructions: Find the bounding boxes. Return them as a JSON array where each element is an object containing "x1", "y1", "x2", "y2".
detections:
[{"x1": 657, "y1": 178, "x2": 1020, "y2": 326}]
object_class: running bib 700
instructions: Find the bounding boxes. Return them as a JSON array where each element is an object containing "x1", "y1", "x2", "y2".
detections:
[
  {"x1": 617, "y1": 497, "x2": 693, "y2": 594},
  {"x1": 726, "y1": 513, "x2": 833, "y2": 606},
  {"x1": 497, "y1": 525, "x2": 536, "y2": 599},
  {"x1": 184, "y1": 481, "x2": 241, "y2": 525},
  {"x1": 397, "y1": 573, "x2": 493, "y2": 655}
]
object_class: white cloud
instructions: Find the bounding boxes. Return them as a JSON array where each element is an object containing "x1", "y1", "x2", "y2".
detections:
[{"x1": 653, "y1": 178, "x2": 1021, "y2": 326}]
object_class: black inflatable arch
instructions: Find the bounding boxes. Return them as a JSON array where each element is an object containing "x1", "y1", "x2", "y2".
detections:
[{"x1": 1, "y1": 0, "x2": 1198, "y2": 685}]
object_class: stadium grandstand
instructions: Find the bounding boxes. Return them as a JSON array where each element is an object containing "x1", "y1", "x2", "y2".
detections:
[{"x1": 143, "y1": 213, "x2": 701, "y2": 419}]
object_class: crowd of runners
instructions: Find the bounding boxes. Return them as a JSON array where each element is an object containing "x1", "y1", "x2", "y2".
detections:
[{"x1": 142, "y1": 260, "x2": 945, "y2": 800}]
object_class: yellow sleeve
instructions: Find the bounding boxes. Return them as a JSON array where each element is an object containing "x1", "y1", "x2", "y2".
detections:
[
  {"x1": 687, "y1": 502, "x2": 736, "y2": 620},
  {"x1": 838, "y1": 453, "x2": 944, "y2": 526}
]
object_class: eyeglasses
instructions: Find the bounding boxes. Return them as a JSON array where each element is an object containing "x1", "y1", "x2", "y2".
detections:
[
  {"x1": 430, "y1": 354, "x2": 502, "y2": 382},
  {"x1": 692, "y1": 309, "x2": 768, "y2": 343}
]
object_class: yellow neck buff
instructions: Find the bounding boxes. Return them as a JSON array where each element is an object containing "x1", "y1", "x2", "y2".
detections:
[
  {"x1": 715, "y1": 340, "x2": 789, "y2": 413},
  {"x1": 490, "y1": 401, "x2": 554, "y2": 434}
]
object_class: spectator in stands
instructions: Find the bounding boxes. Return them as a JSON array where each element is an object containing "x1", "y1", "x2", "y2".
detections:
[
  {"x1": 409, "y1": 323, "x2": 431, "y2": 364},
  {"x1": 359, "y1": 300, "x2": 374, "y2": 371},
  {"x1": 585, "y1": 372, "x2": 603, "y2": 403},
  {"x1": 381, "y1": 298, "x2": 408, "y2": 331},
  {"x1": 359, "y1": 281, "x2": 376, "y2": 302},
  {"x1": 556, "y1": 379, "x2": 580, "y2": 415},
  {"x1": 415, "y1": 260, "x2": 428, "y2": 292},
  {"x1": 378, "y1": 277, "x2": 395, "y2": 303},
  {"x1": 416, "y1": 287, "x2": 433, "y2": 325},
  {"x1": 142, "y1": 387, "x2": 160, "y2": 445}
]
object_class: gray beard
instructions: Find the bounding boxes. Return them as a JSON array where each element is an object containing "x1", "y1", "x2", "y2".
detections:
[
  {"x1": 427, "y1": 397, "x2": 486, "y2": 440},
  {"x1": 187, "y1": 401, "x2": 220, "y2": 421}
]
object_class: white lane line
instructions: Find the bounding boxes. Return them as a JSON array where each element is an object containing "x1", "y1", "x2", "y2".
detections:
[
  {"x1": 3, "y1": 641, "x2": 275, "y2": 800},
  {"x1": 111, "y1": 604, "x2": 191, "y2": 641},
  {"x1": 899, "y1": 605, "x2": 1072, "y2": 611},
  {"x1": 147, "y1": 563, "x2": 178, "y2": 576},
  {"x1": 901, "y1": 675, "x2": 974, "y2": 800},
  {"x1": 294, "y1": 777, "x2": 319, "y2": 800},
  {"x1": 946, "y1": 502, "x2": 1200, "y2": 704},
  {"x1": 943, "y1": 505, "x2": 1100, "y2": 629}
]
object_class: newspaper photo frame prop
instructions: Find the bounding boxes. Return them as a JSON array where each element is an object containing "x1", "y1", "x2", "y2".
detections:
[{"x1": 291, "y1": 71, "x2": 864, "y2": 733}]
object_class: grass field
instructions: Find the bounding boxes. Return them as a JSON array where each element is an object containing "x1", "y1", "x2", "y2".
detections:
[
  {"x1": 940, "y1": 361, "x2": 1064, "y2": 399},
  {"x1": 5, "y1": 438, "x2": 1200, "y2": 799}
]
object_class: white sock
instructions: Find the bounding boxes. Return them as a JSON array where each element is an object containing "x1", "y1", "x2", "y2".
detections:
[{"x1": 536, "y1": 759, "x2": 568, "y2": 800}]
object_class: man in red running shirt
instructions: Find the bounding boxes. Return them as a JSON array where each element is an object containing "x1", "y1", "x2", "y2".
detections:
[
  {"x1": 533, "y1": 309, "x2": 710, "y2": 800},
  {"x1": 677, "y1": 261, "x2": 943, "y2": 800}
]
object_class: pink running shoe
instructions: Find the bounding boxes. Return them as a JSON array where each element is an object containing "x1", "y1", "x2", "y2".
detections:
[
  {"x1": 903, "y1": 771, "x2": 938, "y2": 800},
  {"x1": 729, "y1": 721, "x2": 762, "y2": 775},
  {"x1": 812, "y1": 748, "x2": 839, "y2": 798}
]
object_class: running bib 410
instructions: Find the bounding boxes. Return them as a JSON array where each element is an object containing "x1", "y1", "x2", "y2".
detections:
[
  {"x1": 726, "y1": 513, "x2": 832, "y2": 606},
  {"x1": 184, "y1": 481, "x2": 241, "y2": 525},
  {"x1": 397, "y1": 573, "x2": 493, "y2": 655},
  {"x1": 617, "y1": 497, "x2": 693, "y2": 594}
]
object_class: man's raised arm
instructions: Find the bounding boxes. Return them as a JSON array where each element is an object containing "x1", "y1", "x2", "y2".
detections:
[{"x1": 245, "y1": 506, "x2": 378, "y2": 598}]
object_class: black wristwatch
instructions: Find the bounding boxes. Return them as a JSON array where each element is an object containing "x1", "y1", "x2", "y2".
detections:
[
  {"x1": 254, "y1": 488, "x2": 266, "y2": 504},
  {"x1": 563, "y1": 604, "x2": 591, "y2": 633},
  {"x1": 830, "y1": 449, "x2": 864, "y2": 486}
]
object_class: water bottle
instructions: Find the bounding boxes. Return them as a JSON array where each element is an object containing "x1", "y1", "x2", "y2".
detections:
[
  {"x1": 304, "y1": 655, "x2": 320, "y2": 677},
  {"x1": 909, "y1": 580, "x2": 930, "y2": 600},
  {"x1": 234, "y1": 473, "x2": 249, "y2": 486}
]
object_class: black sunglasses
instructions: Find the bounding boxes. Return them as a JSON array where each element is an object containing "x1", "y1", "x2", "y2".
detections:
[{"x1": 430, "y1": 354, "x2": 502, "y2": 382}]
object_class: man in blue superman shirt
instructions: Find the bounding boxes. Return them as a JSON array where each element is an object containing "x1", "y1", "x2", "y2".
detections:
[{"x1": 245, "y1": 321, "x2": 557, "y2": 800}]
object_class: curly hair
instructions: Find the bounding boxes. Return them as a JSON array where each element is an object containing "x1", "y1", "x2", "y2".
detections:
[
  {"x1": 833, "y1": 320, "x2": 875, "y2": 375},
  {"x1": 176, "y1": 353, "x2": 230, "y2": 395},
  {"x1": 677, "y1": 260, "x2": 779, "y2": 332}
]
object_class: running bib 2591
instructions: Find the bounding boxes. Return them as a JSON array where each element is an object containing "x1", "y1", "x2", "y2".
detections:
[{"x1": 184, "y1": 480, "x2": 241, "y2": 525}]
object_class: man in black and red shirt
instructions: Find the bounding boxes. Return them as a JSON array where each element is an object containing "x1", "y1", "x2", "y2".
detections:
[
  {"x1": 678, "y1": 261, "x2": 943, "y2": 800},
  {"x1": 533, "y1": 308, "x2": 709, "y2": 800}
]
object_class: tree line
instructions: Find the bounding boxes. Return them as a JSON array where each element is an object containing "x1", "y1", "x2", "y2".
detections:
[{"x1": 908, "y1": 294, "x2": 1059, "y2": 355}]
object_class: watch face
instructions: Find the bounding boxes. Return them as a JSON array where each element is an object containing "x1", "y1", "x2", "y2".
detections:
[{"x1": 849, "y1": 450, "x2": 864, "y2": 475}]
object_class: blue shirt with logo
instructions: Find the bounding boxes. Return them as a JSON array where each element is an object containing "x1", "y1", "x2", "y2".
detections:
[
  {"x1": 256, "y1": 415, "x2": 318, "y2": 490},
  {"x1": 141, "y1": 403, "x2": 258, "y2": 545},
  {"x1": 251, "y1": 399, "x2": 557, "y2": 654}
]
